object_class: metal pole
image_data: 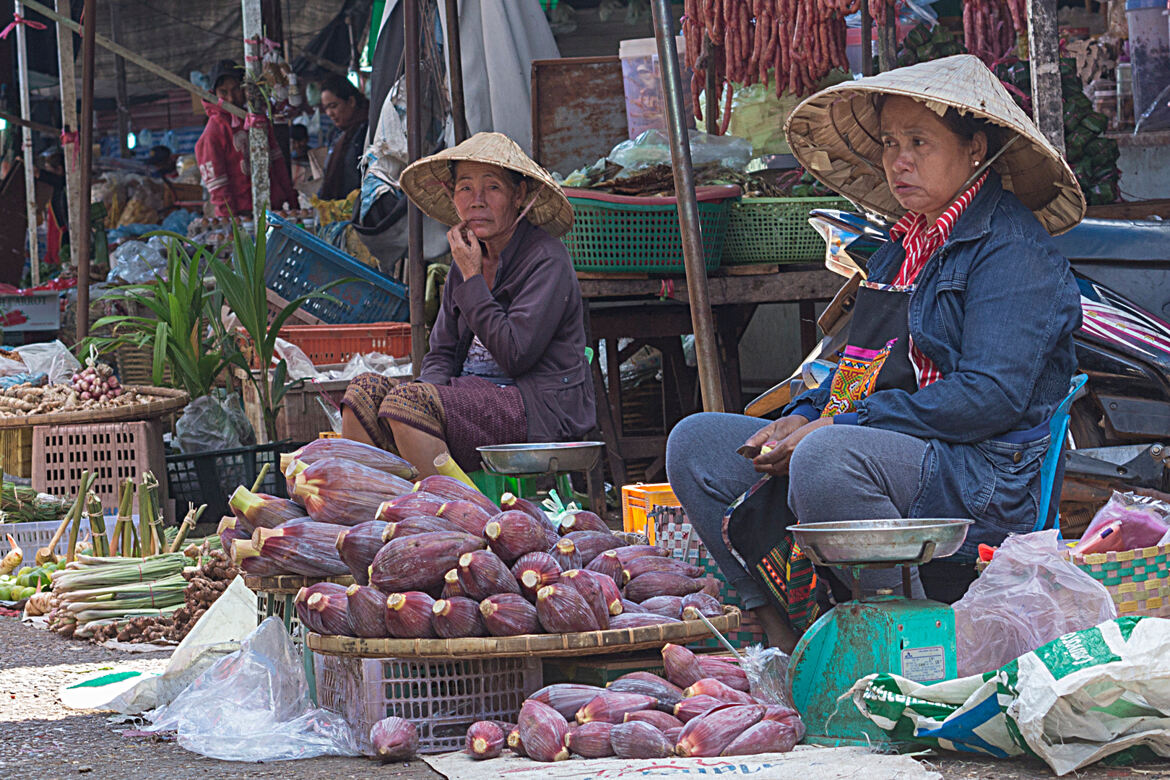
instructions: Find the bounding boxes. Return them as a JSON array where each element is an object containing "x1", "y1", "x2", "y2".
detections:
[
  {"x1": 859, "y1": 0, "x2": 874, "y2": 77},
  {"x1": 649, "y1": 0, "x2": 724, "y2": 412},
  {"x1": 443, "y1": 0, "x2": 467, "y2": 143},
  {"x1": 1026, "y1": 0, "x2": 1066, "y2": 155},
  {"x1": 15, "y1": 1, "x2": 40, "y2": 285},
  {"x1": 405, "y1": 0, "x2": 426, "y2": 374},
  {"x1": 56, "y1": 0, "x2": 82, "y2": 264},
  {"x1": 77, "y1": 0, "x2": 96, "y2": 342},
  {"x1": 109, "y1": 1, "x2": 130, "y2": 158},
  {"x1": 242, "y1": 0, "x2": 270, "y2": 217}
]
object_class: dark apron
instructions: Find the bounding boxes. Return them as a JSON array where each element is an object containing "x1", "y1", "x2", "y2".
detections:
[{"x1": 725, "y1": 281, "x2": 920, "y2": 629}]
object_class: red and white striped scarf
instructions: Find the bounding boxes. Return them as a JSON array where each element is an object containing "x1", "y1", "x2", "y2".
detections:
[{"x1": 888, "y1": 171, "x2": 988, "y2": 388}]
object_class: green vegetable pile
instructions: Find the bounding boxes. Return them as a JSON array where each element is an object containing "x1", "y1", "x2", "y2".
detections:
[
  {"x1": 0, "y1": 483, "x2": 71, "y2": 525},
  {"x1": 0, "y1": 560, "x2": 65, "y2": 602}
]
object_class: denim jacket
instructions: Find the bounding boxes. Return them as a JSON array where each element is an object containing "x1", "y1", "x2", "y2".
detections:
[{"x1": 784, "y1": 172, "x2": 1082, "y2": 558}]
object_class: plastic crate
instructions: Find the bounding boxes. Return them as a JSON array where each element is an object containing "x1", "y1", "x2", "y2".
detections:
[
  {"x1": 315, "y1": 653, "x2": 542, "y2": 754},
  {"x1": 621, "y1": 482, "x2": 680, "y2": 544},
  {"x1": 653, "y1": 505, "x2": 766, "y2": 651},
  {"x1": 0, "y1": 426, "x2": 33, "y2": 478},
  {"x1": 33, "y1": 421, "x2": 169, "y2": 522},
  {"x1": 165, "y1": 441, "x2": 301, "y2": 526},
  {"x1": 278, "y1": 322, "x2": 412, "y2": 366},
  {"x1": 0, "y1": 517, "x2": 89, "y2": 559},
  {"x1": 723, "y1": 196, "x2": 850, "y2": 265},
  {"x1": 561, "y1": 187, "x2": 736, "y2": 274},
  {"x1": 264, "y1": 213, "x2": 409, "y2": 324}
]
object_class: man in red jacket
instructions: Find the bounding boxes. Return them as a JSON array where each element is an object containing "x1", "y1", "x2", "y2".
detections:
[{"x1": 195, "y1": 60, "x2": 296, "y2": 218}]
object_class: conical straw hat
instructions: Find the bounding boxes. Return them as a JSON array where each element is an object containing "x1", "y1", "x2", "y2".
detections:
[
  {"x1": 400, "y1": 132, "x2": 574, "y2": 237},
  {"x1": 784, "y1": 55, "x2": 1085, "y2": 235}
]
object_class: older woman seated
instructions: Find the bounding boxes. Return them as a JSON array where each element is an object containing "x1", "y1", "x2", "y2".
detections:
[{"x1": 341, "y1": 132, "x2": 595, "y2": 476}]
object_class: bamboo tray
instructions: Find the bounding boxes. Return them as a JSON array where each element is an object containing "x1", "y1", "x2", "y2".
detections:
[
  {"x1": 307, "y1": 606, "x2": 741, "y2": 659},
  {"x1": 245, "y1": 573, "x2": 355, "y2": 595},
  {"x1": 0, "y1": 386, "x2": 189, "y2": 428}
]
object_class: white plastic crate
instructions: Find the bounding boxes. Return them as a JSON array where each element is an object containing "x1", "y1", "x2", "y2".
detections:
[
  {"x1": 0, "y1": 517, "x2": 91, "y2": 559},
  {"x1": 314, "y1": 653, "x2": 542, "y2": 754},
  {"x1": 0, "y1": 513, "x2": 143, "y2": 560}
]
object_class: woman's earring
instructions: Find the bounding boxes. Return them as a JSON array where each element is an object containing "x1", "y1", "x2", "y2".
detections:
[{"x1": 972, "y1": 160, "x2": 980, "y2": 167}]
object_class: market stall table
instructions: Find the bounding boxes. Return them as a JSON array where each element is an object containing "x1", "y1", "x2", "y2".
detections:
[{"x1": 579, "y1": 265, "x2": 843, "y2": 485}]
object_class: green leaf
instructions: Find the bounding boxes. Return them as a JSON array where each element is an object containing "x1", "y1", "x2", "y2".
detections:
[{"x1": 152, "y1": 322, "x2": 168, "y2": 387}]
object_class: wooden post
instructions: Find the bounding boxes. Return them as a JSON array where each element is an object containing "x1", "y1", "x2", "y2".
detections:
[
  {"x1": 649, "y1": 0, "x2": 724, "y2": 412},
  {"x1": 1026, "y1": 0, "x2": 1066, "y2": 155},
  {"x1": 876, "y1": 3, "x2": 897, "y2": 73},
  {"x1": 56, "y1": 0, "x2": 82, "y2": 264},
  {"x1": 859, "y1": 0, "x2": 874, "y2": 77},
  {"x1": 76, "y1": 0, "x2": 96, "y2": 343},
  {"x1": 15, "y1": 1, "x2": 39, "y2": 285},
  {"x1": 444, "y1": 0, "x2": 468, "y2": 144},
  {"x1": 405, "y1": 0, "x2": 426, "y2": 374},
  {"x1": 703, "y1": 34, "x2": 718, "y2": 135},
  {"x1": 109, "y1": 1, "x2": 131, "y2": 158},
  {"x1": 242, "y1": 0, "x2": 270, "y2": 217}
]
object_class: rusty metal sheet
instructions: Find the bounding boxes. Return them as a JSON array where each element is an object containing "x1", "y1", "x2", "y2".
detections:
[{"x1": 531, "y1": 56, "x2": 628, "y2": 176}]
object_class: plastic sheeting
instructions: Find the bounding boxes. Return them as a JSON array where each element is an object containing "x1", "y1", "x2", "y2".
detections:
[{"x1": 143, "y1": 617, "x2": 361, "y2": 761}]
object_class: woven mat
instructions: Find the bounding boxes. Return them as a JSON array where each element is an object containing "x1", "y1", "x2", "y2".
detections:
[{"x1": 423, "y1": 745, "x2": 941, "y2": 779}]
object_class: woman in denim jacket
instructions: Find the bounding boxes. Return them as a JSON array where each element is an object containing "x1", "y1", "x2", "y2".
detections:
[{"x1": 666, "y1": 56, "x2": 1085, "y2": 650}]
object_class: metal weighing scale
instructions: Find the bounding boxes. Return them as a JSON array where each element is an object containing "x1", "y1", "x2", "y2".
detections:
[
  {"x1": 476, "y1": 442, "x2": 606, "y2": 510},
  {"x1": 787, "y1": 518, "x2": 973, "y2": 747}
]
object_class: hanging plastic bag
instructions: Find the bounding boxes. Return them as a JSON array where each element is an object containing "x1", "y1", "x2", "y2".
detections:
[
  {"x1": 274, "y1": 338, "x2": 322, "y2": 382},
  {"x1": 142, "y1": 617, "x2": 361, "y2": 761},
  {"x1": 174, "y1": 391, "x2": 256, "y2": 454},
  {"x1": 108, "y1": 240, "x2": 167, "y2": 284},
  {"x1": 952, "y1": 529, "x2": 1116, "y2": 677}
]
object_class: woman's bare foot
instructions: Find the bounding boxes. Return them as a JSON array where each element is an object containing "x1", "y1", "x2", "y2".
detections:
[{"x1": 753, "y1": 604, "x2": 799, "y2": 654}]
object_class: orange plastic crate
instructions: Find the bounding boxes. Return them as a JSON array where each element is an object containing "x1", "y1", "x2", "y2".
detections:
[
  {"x1": 621, "y1": 482, "x2": 680, "y2": 544},
  {"x1": 276, "y1": 321, "x2": 412, "y2": 366}
]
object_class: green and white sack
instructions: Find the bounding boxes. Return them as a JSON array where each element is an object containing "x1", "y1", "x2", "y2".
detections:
[{"x1": 851, "y1": 617, "x2": 1170, "y2": 776}]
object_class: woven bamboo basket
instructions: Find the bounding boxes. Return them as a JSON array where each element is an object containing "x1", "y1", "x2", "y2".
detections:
[
  {"x1": 1064, "y1": 544, "x2": 1170, "y2": 618},
  {"x1": 307, "y1": 605, "x2": 741, "y2": 659},
  {"x1": 0, "y1": 386, "x2": 188, "y2": 429}
]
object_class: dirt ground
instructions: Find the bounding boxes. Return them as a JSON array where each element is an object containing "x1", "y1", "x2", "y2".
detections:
[{"x1": 2, "y1": 615, "x2": 1168, "y2": 780}]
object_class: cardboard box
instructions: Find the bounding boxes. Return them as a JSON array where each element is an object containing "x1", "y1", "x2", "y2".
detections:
[{"x1": 0, "y1": 293, "x2": 60, "y2": 332}]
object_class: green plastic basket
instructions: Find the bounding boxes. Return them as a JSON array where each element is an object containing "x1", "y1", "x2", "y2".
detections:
[
  {"x1": 563, "y1": 197, "x2": 731, "y2": 274},
  {"x1": 724, "y1": 196, "x2": 851, "y2": 265}
]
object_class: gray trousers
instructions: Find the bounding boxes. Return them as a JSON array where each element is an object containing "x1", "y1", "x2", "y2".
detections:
[{"x1": 665, "y1": 413, "x2": 928, "y2": 609}]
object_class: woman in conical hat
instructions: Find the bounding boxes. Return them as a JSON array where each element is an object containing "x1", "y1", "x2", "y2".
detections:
[
  {"x1": 341, "y1": 132, "x2": 594, "y2": 475},
  {"x1": 666, "y1": 56, "x2": 1085, "y2": 649}
]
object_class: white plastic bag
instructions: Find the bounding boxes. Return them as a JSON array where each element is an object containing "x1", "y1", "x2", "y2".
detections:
[
  {"x1": 143, "y1": 617, "x2": 360, "y2": 761},
  {"x1": 952, "y1": 530, "x2": 1117, "y2": 676},
  {"x1": 14, "y1": 340, "x2": 81, "y2": 385}
]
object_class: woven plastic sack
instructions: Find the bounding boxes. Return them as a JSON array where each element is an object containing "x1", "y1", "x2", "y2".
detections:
[
  {"x1": 952, "y1": 529, "x2": 1116, "y2": 676},
  {"x1": 851, "y1": 617, "x2": 1170, "y2": 775}
]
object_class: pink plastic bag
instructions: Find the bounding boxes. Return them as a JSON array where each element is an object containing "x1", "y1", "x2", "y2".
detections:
[
  {"x1": 1076, "y1": 491, "x2": 1170, "y2": 551},
  {"x1": 952, "y1": 530, "x2": 1117, "y2": 676}
]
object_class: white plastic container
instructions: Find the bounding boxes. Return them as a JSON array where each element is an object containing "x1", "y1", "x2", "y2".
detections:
[
  {"x1": 1125, "y1": 0, "x2": 1170, "y2": 118},
  {"x1": 618, "y1": 36, "x2": 694, "y2": 139}
]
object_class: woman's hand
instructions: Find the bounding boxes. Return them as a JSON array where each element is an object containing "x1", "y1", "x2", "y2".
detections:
[
  {"x1": 742, "y1": 414, "x2": 809, "y2": 454},
  {"x1": 752, "y1": 417, "x2": 834, "y2": 477},
  {"x1": 447, "y1": 221, "x2": 484, "y2": 279}
]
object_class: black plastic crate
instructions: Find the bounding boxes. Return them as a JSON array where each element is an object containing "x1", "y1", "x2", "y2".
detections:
[{"x1": 165, "y1": 441, "x2": 304, "y2": 522}]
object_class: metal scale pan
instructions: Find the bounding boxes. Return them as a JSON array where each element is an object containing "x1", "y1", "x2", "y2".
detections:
[
  {"x1": 791, "y1": 518, "x2": 973, "y2": 568},
  {"x1": 477, "y1": 442, "x2": 604, "y2": 475}
]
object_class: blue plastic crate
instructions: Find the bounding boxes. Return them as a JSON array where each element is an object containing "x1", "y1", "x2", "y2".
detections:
[{"x1": 264, "y1": 213, "x2": 410, "y2": 324}]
